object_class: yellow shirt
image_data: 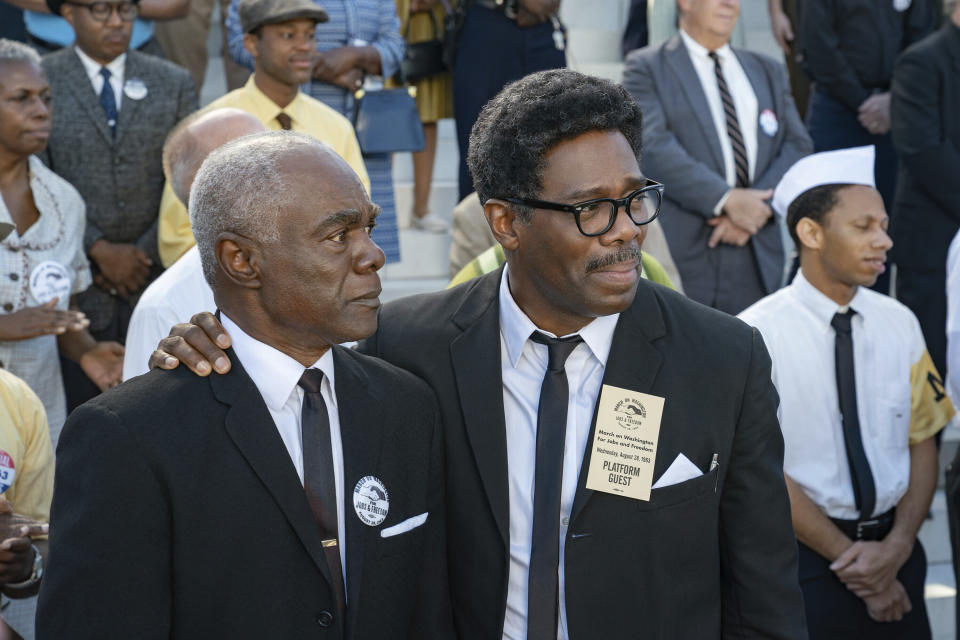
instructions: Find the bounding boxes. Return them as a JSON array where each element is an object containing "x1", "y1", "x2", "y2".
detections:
[
  {"x1": 157, "y1": 77, "x2": 371, "y2": 267},
  {"x1": 0, "y1": 369, "x2": 54, "y2": 525}
]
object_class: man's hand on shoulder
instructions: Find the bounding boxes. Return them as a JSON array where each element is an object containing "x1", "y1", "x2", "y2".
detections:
[
  {"x1": 721, "y1": 188, "x2": 774, "y2": 235},
  {"x1": 149, "y1": 311, "x2": 233, "y2": 376}
]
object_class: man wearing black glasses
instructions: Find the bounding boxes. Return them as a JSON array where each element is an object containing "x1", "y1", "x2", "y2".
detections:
[
  {"x1": 149, "y1": 69, "x2": 807, "y2": 640},
  {"x1": 40, "y1": 0, "x2": 195, "y2": 409}
]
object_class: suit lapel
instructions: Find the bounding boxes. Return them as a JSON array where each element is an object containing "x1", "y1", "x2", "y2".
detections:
[
  {"x1": 450, "y1": 269, "x2": 510, "y2": 546},
  {"x1": 61, "y1": 47, "x2": 114, "y2": 146},
  {"x1": 333, "y1": 346, "x2": 383, "y2": 637},
  {"x1": 114, "y1": 52, "x2": 144, "y2": 146},
  {"x1": 210, "y1": 352, "x2": 333, "y2": 584},
  {"x1": 569, "y1": 282, "x2": 666, "y2": 524},
  {"x1": 736, "y1": 49, "x2": 775, "y2": 178},
  {"x1": 664, "y1": 35, "x2": 725, "y2": 174}
]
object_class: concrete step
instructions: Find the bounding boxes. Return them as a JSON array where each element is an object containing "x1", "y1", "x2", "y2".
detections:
[
  {"x1": 392, "y1": 181, "x2": 460, "y2": 230},
  {"x1": 568, "y1": 61, "x2": 624, "y2": 84},
  {"x1": 567, "y1": 28, "x2": 625, "y2": 65},
  {"x1": 921, "y1": 490, "x2": 956, "y2": 640},
  {"x1": 382, "y1": 228, "x2": 453, "y2": 281},
  {"x1": 559, "y1": 0, "x2": 629, "y2": 32}
]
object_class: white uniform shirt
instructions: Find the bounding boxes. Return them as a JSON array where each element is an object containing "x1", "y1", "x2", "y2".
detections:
[
  {"x1": 739, "y1": 270, "x2": 951, "y2": 520},
  {"x1": 498, "y1": 265, "x2": 619, "y2": 640},
  {"x1": 75, "y1": 46, "x2": 125, "y2": 111},
  {"x1": 122, "y1": 247, "x2": 214, "y2": 380},
  {"x1": 679, "y1": 29, "x2": 759, "y2": 213},
  {"x1": 223, "y1": 313, "x2": 347, "y2": 581},
  {"x1": 945, "y1": 229, "x2": 960, "y2": 405}
]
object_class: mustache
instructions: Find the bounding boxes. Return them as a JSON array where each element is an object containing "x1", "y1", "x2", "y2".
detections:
[{"x1": 585, "y1": 247, "x2": 642, "y2": 273}]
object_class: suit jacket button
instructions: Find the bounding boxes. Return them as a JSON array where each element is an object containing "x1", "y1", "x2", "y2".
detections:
[
  {"x1": 2, "y1": 303, "x2": 12, "y2": 312},
  {"x1": 316, "y1": 611, "x2": 333, "y2": 627}
]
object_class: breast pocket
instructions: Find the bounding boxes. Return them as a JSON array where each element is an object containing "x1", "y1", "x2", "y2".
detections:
[
  {"x1": 636, "y1": 466, "x2": 719, "y2": 512},
  {"x1": 875, "y1": 385, "x2": 911, "y2": 451}
]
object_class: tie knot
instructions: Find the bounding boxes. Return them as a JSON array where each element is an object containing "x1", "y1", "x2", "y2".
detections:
[
  {"x1": 708, "y1": 51, "x2": 720, "y2": 64},
  {"x1": 276, "y1": 112, "x2": 293, "y2": 130},
  {"x1": 298, "y1": 368, "x2": 324, "y2": 393},
  {"x1": 529, "y1": 332, "x2": 583, "y2": 372},
  {"x1": 99, "y1": 67, "x2": 111, "y2": 80},
  {"x1": 831, "y1": 310, "x2": 856, "y2": 334}
]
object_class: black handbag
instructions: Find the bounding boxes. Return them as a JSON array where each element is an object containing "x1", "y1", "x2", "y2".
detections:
[
  {"x1": 400, "y1": 9, "x2": 446, "y2": 82},
  {"x1": 353, "y1": 81, "x2": 426, "y2": 154}
]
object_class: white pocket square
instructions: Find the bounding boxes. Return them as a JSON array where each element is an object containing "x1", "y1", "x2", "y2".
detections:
[
  {"x1": 652, "y1": 454, "x2": 703, "y2": 489},
  {"x1": 380, "y1": 512, "x2": 428, "y2": 538}
]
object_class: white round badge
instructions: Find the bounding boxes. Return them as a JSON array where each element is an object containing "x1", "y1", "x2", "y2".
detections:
[
  {"x1": 29, "y1": 261, "x2": 72, "y2": 305},
  {"x1": 352, "y1": 475, "x2": 389, "y2": 526},
  {"x1": 892, "y1": 0, "x2": 911, "y2": 12},
  {"x1": 123, "y1": 77, "x2": 148, "y2": 101},
  {"x1": 759, "y1": 109, "x2": 779, "y2": 137},
  {"x1": 0, "y1": 450, "x2": 15, "y2": 494}
]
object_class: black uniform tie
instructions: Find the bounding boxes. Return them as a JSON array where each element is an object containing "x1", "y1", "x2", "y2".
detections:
[
  {"x1": 527, "y1": 331, "x2": 583, "y2": 640},
  {"x1": 299, "y1": 368, "x2": 346, "y2": 620},
  {"x1": 709, "y1": 50, "x2": 750, "y2": 188},
  {"x1": 831, "y1": 311, "x2": 877, "y2": 519}
]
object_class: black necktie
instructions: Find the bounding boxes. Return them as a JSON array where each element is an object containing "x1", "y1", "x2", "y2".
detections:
[
  {"x1": 276, "y1": 112, "x2": 293, "y2": 130},
  {"x1": 99, "y1": 67, "x2": 118, "y2": 135},
  {"x1": 298, "y1": 368, "x2": 346, "y2": 620},
  {"x1": 708, "y1": 51, "x2": 749, "y2": 188},
  {"x1": 527, "y1": 331, "x2": 583, "y2": 640},
  {"x1": 831, "y1": 311, "x2": 876, "y2": 519}
]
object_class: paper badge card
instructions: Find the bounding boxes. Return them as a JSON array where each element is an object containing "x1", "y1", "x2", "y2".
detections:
[{"x1": 585, "y1": 385, "x2": 664, "y2": 501}]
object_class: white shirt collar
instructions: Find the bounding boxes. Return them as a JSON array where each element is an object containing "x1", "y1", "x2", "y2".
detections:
[
  {"x1": 678, "y1": 28, "x2": 732, "y2": 62},
  {"x1": 222, "y1": 313, "x2": 337, "y2": 412},
  {"x1": 498, "y1": 264, "x2": 619, "y2": 369},
  {"x1": 74, "y1": 46, "x2": 126, "y2": 88},
  {"x1": 792, "y1": 268, "x2": 868, "y2": 333}
]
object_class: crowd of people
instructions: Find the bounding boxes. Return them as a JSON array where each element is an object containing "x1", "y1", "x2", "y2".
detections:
[{"x1": 0, "y1": 0, "x2": 957, "y2": 638}]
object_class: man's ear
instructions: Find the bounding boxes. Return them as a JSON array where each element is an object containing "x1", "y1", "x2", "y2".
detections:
[
  {"x1": 795, "y1": 217, "x2": 825, "y2": 252},
  {"x1": 216, "y1": 232, "x2": 262, "y2": 289},
  {"x1": 242, "y1": 33, "x2": 260, "y2": 60},
  {"x1": 60, "y1": 4, "x2": 76, "y2": 27},
  {"x1": 484, "y1": 198, "x2": 521, "y2": 252}
]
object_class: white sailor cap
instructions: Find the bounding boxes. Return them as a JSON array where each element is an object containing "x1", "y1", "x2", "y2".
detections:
[{"x1": 772, "y1": 146, "x2": 876, "y2": 218}]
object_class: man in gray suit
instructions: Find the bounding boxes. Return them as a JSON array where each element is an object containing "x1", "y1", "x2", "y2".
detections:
[
  {"x1": 40, "y1": 0, "x2": 196, "y2": 407},
  {"x1": 622, "y1": 0, "x2": 811, "y2": 314}
]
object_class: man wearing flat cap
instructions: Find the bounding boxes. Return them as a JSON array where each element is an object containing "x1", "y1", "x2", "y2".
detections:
[
  {"x1": 156, "y1": 0, "x2": 370, "y2": 268},
  {"x1": 740, "y1": 147, "x2": 955, "y2": 640}
]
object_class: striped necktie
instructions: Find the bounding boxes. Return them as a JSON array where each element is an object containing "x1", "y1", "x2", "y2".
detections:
[{"x1": 708, "y1": 51, "x2": 749, "y2": 188}]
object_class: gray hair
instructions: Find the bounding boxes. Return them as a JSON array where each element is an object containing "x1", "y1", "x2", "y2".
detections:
[
  {"x1": 189, "y1": 130, "x2": 324, "y2": 286},
  {"x1": 0, "y1": 39, "x2": 42, "y2": 66}
]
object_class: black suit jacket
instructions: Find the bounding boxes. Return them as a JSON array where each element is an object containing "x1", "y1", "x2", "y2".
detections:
[
  {"x1": 890, "y1": 22, "x2": 960, "y2": 270},
  {"x1": 360, "y1": 268, "x2": 807, "y2": 640},
  {"x1": 37, "y1": 346, "x2": 453, "y2": 639}
]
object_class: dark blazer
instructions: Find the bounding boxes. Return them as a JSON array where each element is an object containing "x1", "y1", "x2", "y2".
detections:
[
  {"x1": 40, "y1": 47, "x2": 197, "y2": 331},
  {"x1": 622, "y1": 35, "x2": 812, "y2": 304},
  {"x1": 360, "y1": 268, "x2": 808, "y2": 640},
  {"x1": 36, "y1": 346, "x2": 453, "y2": 639},
  {"x1": 890, "y1": 22, "x2": 960, "y2": 270}
]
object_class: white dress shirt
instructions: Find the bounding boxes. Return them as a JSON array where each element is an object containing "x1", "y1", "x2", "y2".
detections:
[
  {"x1": 679, "y1": 29, "x2": 758, "y2": 213},
  {"x1": 223, "y1": 313, "x2": 347, "y2": 581},
  {"x1": 498, "y1": 265, "x2": 619, "y2": 640},
  {"x1": 946, "y1": 229, "x2": 960, "y2": 405},
  {"x1": 739, "y1": 270, "x2": 945, "y2": 519},
  {"x1": 75, "y1": 46, "x2": 125, "y2": 111},
  {"x1": 123, "y1": 247, "x2": 214, "y2": 381}
]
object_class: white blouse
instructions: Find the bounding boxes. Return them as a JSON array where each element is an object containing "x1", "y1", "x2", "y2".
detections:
[{"x1": 0, "y1": 156, "x2": 91, "y2": 447}]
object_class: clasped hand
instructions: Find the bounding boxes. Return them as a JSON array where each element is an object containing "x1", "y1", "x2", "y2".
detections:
[
  {"x1": 0, "y1": 496, "x2": 46, "y2": 587},
  {"x1": 831, "y1": 538, "x2": 913, "y2": 622}
]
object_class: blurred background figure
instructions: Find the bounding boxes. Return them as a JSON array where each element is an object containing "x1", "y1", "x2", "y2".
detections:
[
  {"x1": 226, "y1": 0, "x2": 405, "y2": 264},
  {"x1": 38, "y1": 0, "x2": 195, "y2": 410},
  {"x1": 397, "y1": 0, "x2": 453, "y2": 233},
  {"x1": 0, "y1": 39, "x2": 123, "y2": 448},
  {"x1": 767, "y1": 0, "x2": 808, "y2": 116}
]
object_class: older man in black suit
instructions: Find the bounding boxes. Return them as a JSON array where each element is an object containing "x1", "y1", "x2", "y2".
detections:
[
  {"x1": 149, "y1": 70, "x2": 807, "y2": 640},
  {"x1": 40, "y1": 0, "x2": 196, "y2": 408},
  {"x1": 890, "y1": 2, "x2": 960, "y2": 384},
  {"x1": 36, "y1": 132, "x2": 453, "y2": 639}
]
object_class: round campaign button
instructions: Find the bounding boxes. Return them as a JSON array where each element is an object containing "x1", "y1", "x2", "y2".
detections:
[
  {"x1": 123, "y1": 77, "x2": 148, "y2": 101},
  {"x1": 352, "y1": 475, "x2": 389, "y2": 526},
  {"x1": 759, "y1": 109, "x2": 779, "y2": 137},
  {"x1": 0, "y1": 450, "x2": 16, "y2": 494},
  {"x1": 29, "y1": 261, "x2": 72, "y2": 305},
  {"x1": 892, "y1": 0, "x2": 911, "y2": 11}
]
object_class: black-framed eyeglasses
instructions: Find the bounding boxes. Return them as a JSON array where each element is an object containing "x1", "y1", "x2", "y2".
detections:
[
  {"x1": 501, "y1": 179, "x2": 665, "y2": 237},
  {"x1": 63, "y1": 0, "x2": 138, "y2": 21}
]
